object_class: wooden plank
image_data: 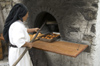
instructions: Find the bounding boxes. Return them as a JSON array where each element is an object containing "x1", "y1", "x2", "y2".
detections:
[
  {"x1": 32, "y1": 41, "x2": 88, "y2": 57},
  {"x1": 0, "y1": 48, "x2": 2, "y2": 53},
  {"x1": 0, "y1": 40, "x2": 3, "y2": 60},
  {"x1": 0, "y1": 40, "x2": 1, "y2": 48},
  {"x1": 0, "y1": 53, "x2": 3, "y2": 60},
  {"x1": 0, "y1": 37, "x2": 4, "y2": 40},
  {"x1": 0, "y1": 34, "x2": 4, "y2": 40}
]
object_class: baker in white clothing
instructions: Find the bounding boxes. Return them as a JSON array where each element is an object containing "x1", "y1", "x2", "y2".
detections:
[{"x1": 3, "y1": 3, "x2": 39, "y2": 66}]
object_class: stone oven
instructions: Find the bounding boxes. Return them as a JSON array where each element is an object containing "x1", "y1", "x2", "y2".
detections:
[{"x1": 5, "y1": 0, "x2": 100, "y2": 66}]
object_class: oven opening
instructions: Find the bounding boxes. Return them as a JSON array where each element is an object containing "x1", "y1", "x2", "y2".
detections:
[
  {"x1": 31, "y1": 12, "x2": 61, "y2": 42},
  {"x1": 34, "y1": 12, "x2": 59, "y2": 34}
]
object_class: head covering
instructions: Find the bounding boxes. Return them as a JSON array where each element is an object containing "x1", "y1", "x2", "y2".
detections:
[{"x1": 3, "y1": 3, "x2": 28, "y2": 43}]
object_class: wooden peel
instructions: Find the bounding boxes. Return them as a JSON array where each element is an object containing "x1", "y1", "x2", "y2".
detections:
[{"x1": 12, "y1": 22, "x2": 46, "y2": 66}]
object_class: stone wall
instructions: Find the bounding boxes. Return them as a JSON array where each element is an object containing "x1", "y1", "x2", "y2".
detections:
[
  {"x1": 0, "y1": 0, "x2": 22, "y2": 33},
  {"x1": 93, "y1": 0, "x2": 100, "y2": 66},
  {"x1": 22, "y1": 0, "x2": 99, "y2": 66},
  {"x1": 0, "y1": 0, "x2": 10, "y2": 33},
  {"x1": 0, "y1": 0, "x2": 12, "y2": 33},
  {"x1": 23, "y1": 0, "x2": 97, "y2": 45}
]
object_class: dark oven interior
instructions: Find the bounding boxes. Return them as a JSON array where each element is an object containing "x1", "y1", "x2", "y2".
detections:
[{"x1": 34, "y1": 12, "x2": 60, "y2": 35}]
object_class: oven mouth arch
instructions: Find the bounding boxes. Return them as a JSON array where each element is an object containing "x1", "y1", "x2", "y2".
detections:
[
  {"x1": 33, "y1": 11, "x2": 60, "y2": 33},
  {"x1": 33, "y1": 12, "x2": 57, "y2": 27}
]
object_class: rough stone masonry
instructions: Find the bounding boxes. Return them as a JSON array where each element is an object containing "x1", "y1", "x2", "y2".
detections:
[
  {"x1": 22, "y1": 0, "x2": 98, "y2": 66},
  {"x1": 0, "y1": 0, "x2": 100, "y2": 66}
]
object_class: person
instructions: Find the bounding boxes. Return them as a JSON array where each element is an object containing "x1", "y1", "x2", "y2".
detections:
[{"x1": 3, "y1": 3, "x2": 39, "y2": 66}]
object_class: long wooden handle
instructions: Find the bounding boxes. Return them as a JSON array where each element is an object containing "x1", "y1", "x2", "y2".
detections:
[
  {"x1": 30, "y1": 22, "x2": 45, "y2": 42},
  {"x1": 12, "y1": 48, "x2": 28, "y2": 66},
  {"x1": 12, "y1": 22, "x2": 46, "y2": 66}
]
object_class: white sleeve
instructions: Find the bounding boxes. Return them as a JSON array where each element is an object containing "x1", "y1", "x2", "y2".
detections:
[{"x1": 11, "y1": 25, "x2": 26, "y2": 48}]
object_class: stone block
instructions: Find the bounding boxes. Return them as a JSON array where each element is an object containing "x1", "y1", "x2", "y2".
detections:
[
  {"x1": 13, "y1": 0, "x2": 22, "y2": 3},
  {"x1": 0, "y1": 0, "x2": 4, "y2": 1},
  {"x1": 91, "y1": 24, "x2": 95, "y2": 33},
  {"x1": 5, "y1": 0, "x2": 10, "y2": 1}
]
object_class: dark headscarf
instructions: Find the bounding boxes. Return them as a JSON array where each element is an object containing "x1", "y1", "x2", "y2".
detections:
[{"x1": 3, "y1": 3, "x2": 28, "y2": 43}]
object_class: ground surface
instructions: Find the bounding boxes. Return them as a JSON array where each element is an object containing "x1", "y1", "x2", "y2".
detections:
[{"x1": 0, "y1": 57, "x2": 9, "y2": 66}]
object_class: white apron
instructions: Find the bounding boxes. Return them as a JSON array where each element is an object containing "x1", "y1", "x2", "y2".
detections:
[{"x1": 9, "y1": 20, "x2": 33, "y2": 66}]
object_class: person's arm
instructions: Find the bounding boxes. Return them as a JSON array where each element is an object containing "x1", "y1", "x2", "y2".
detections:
[{"x1": 27, "y1": 28, "x2": 39, "y2": 33}]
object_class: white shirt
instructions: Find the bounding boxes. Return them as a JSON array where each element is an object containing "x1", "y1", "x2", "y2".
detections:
[{"x1": 9, "y1": 20, "x2": 33, "y2": 66}]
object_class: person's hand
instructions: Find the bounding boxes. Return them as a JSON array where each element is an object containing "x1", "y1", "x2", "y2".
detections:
[
  {"x1": 34, "y1": 28, "x2": 40, "y2": 32},
  {"x1": 22, "y1": 42, "x2": 33, "y2": 49},
  {"x1": 27, "y1": 43, "x2": 33, "y2": 49}
]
